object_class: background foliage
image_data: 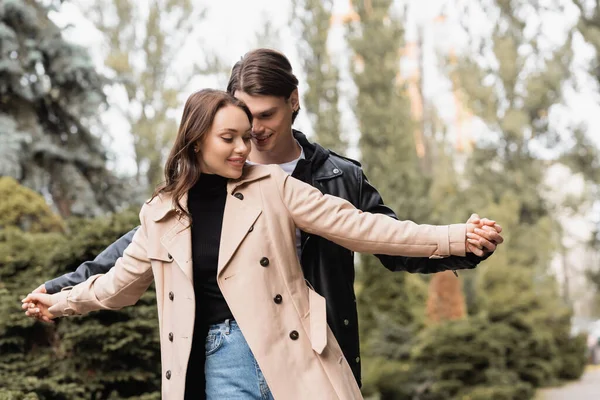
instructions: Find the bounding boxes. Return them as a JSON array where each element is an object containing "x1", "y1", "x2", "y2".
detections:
[{"x1": 1, "y1": 0, "x2": 598, "y2": 399}]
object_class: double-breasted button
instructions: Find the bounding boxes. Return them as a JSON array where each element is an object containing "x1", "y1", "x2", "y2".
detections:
[
  {"x1": 289, "y1": 330, "x2": 299, "y2": 340},
  {"x1": 168, "y1": 291, "x2": 174, "y2": 301},
  {"x1": 343, "y1": 319, "x2": 350, "y2": 326},
  {"x1": 234, "y1": 192, "x2": 244, "y2": 200},
  {"x1": 166, "y1": 370, "x2": 171, "y2": 380},
  {"x1": 355, "y1": 357, "x2": 360, "y2": 363},
  {"x1": 167, "y1": 253, "x2": 173, "y2": 260},
  {"x1": 168, "y1": 332, "x2": 173, "y2": 342},
  {"x1": 260, "y1": 257, "x2": 270, "y2": 267},
  {"x1": 273, "y1": 294, "x2": 282, "y2": 304}
]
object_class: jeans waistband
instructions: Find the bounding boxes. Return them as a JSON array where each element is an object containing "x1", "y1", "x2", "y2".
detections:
[{"x1": 207, "y1": 318, "x2": 238, "y2": 335}]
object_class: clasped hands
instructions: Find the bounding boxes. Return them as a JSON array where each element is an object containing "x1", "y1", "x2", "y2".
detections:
[{"x1": 465, "y1": 213, "x2": 503, "y2": 256}]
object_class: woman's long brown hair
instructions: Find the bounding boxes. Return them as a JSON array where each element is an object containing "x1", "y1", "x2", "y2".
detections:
[{"x1": 149, "y1": 89, "x2": 252, "y2": 220}]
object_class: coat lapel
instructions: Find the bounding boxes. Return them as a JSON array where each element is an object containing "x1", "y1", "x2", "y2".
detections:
[
  {"x1": 217, "y1": 194, "x2": 262, "y2": 277},
  {"x1": 217, "y1": 166, "x2": 270, "y2": 277}
]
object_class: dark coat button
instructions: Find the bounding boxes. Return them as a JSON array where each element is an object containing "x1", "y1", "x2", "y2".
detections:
[
  {"x1": 166, "y1": 370, "x2": 171, "y2": 380},
  {"x1": 168, "y1": 332, "x2": 173, "y2": 342},
  {"x1": 169, "y1": 291, "x2": 174, "y2": 301},
  {"x1": 289, "y1": 330, "x2": 299, "y2": 340},
  {"x1": 234, "y1": 192, "x2": 244, "y2": 200},
  {"x1": 167, "y1": 253, "x2": 173, "y2": 260},
  {"x1": 248, "y1": 225, "x2": 254, "y2": 232},
  {"x1": 260, "y1": 257, "x2": 269, "y2": 267},
  {"x1": 274, "y1": 294, "x2": 282, "y2": 304}
]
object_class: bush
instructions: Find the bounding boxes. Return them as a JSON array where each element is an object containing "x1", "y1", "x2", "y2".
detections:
[
  {"x1": 410, "y1": 317, "x2": 535, "y2": 400},
  {"x1": 0, "y1": 177, "x2": 64, "y2": 233},
  {"x1": 555, "y1": 332, "x2": 587, "y2": 381},
  {"x1": 0, "y1": 180, "x2": 159, "y2": 399}
]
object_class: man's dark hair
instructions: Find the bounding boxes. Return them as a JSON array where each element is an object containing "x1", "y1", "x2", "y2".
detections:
[{"x1": 227, "y1": 48, "x2": 300, "y2": 122}]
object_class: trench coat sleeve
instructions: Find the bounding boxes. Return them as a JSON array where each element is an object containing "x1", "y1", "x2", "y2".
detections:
[
  {"x1": 357, "y1": 170, "x2": 486, "y2": 273},
  {"x1": 47, "y1": 209, "x2": 153, "y2": 317},
  {"x1": 44, "y1": 227, "x2": 139, "y2": 294},
  {"x1": 270, "y1": 165, "x2": 466, "y2": 258}
]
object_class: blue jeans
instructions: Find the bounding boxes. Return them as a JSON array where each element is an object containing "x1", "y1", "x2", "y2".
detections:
[{"x1": 205, "y1": 319, "x2": 274, "y2": 399}]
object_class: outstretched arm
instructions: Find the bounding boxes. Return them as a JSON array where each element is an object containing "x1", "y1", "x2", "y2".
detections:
[
  {"x1": 272, "y1": 165, "x2": 473, "y2": 258},
  {"x1": 23, "y1": 221, "x2": 152, "y2": 321},
  {"x1": 357, "y1": 170, "x2": 502, "y2": 273}
]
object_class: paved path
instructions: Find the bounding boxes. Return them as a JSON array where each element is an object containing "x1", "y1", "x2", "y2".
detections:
[{"x1": 538, "y1": 366, "x2": 600, "y2": 400}]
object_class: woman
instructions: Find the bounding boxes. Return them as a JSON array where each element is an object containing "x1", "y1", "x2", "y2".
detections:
[{"x1": 23, "y1": 89, "x2": 497, "y2": 400}]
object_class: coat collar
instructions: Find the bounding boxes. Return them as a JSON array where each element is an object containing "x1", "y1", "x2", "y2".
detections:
[
  {"x1": 226, "y1": 164, "x2": 271, "y2": 194},
  {"x1": 148, "y1": 165, "x2": 271, "y2": 223},
  {"x1": 150, "y1": 192, "x2": 188, "y2": 222},
  {"x1": 145, "y1": 165, "x2": 271, "y2": 283},
  {"x1": 293, "y1": 130, "x2": 344, "y2": 181}
]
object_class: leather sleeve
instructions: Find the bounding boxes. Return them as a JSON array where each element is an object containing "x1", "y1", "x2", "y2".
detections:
[
  {"x1": 48, "y1": 216, "x2": 152, "y2": 317},
  {"x1": 44, "y1": 227, "x2": 140, "y2": 294},
  {"x1": 357, "y1": 170, "x2": 486, "y2": 273}
]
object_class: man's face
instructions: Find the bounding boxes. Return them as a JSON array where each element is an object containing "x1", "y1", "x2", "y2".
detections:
[{"x1": 234, "y1": 90, "x2": 298, "y2": 154}]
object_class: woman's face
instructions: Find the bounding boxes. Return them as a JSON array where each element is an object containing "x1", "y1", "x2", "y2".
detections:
[{"x1": 197, "y1": 105, "x2": 252, "y2": 179}]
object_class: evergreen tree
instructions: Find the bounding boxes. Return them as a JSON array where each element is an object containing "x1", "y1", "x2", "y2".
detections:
[
  {"x1": 0, "y1": 181, "x2": 160, "y2": 399},
  {"x1": 569, "y1": 0, "x2": 600, "y2": 314},
  {"x1": 412, "y1": 317, "x2": 536, "y2": 400},
  {"x1": 447, "y1": 0, "x2": 587, "y2": 390},
  {"x1": 454, "y1": 0, "x2": 568, "y2": 304},
  {"x1": 0, "y1": 0, "x2": 127, "y2": 218},
  {"x1": 573, "y1": 0, "x2": 600, "y2": 97},
  {"x1": 292, "y1": 0, "x2": 343, "y2": 153},
  {"x1": 345, "y1": 1, "x2": 431, "y2": 396}
]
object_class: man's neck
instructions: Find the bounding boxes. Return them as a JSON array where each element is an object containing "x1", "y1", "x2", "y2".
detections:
[{"x1": 249, "y1": 133, "x2": 301, "y2": 165}]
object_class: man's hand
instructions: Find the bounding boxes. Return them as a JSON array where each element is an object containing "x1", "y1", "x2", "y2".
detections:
[
  {"x1": 22, "y1": 290, "x2": 55, "y2": 323},
  {"x1": 465, "y1": 213, "x2": 504, "y2": 256}
]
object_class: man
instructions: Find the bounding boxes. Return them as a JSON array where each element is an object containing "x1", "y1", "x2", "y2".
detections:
[{"x1": 27, "y1": 49, "x2": 502, "y2": 387}]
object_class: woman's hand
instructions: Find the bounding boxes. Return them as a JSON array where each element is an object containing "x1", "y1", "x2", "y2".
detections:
[
  {"x1": 465, "y1": 213, "x2": 503, "y2": 256},
  {"x1": 21, "y1": 292, "x2": 57, "y2": 323}
]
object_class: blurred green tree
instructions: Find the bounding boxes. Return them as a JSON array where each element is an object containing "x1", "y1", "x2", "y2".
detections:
[
  {"x1": 345, "y1": 1, "x2": 432, "y2": 397},
  {"x1": 569, "y1": 0, "x2": 600, "y2": 315},
  {"x1": 412, "y1": 316, "x2": 536, "y2": 400},
  {"x1": 76, "y1": 0, "x2": 207, "y2": 191},
  {"x1": 291, "y1": 0, "x2": 344, "y2": 153},
  {"x1": 448, "y1": 0, "x2": 587, "y2": 391}
]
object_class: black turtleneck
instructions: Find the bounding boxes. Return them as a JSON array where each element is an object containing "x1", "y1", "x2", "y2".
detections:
[
  {"x1": 185, "y1": 173, "x2": 232, "y2": 399},
  {"x1": 187, "y1": 172, "x2": 233, "y2": 325}
]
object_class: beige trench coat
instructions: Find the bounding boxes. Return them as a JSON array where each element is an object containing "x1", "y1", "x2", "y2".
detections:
[{"x1": 48, "y1": 164, "x2": 467, "y2": 399}]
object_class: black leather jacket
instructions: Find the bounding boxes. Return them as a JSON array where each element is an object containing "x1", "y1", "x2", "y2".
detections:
[{"x1": 45, "y1": 130, "x2": 483, "y2": 387}]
